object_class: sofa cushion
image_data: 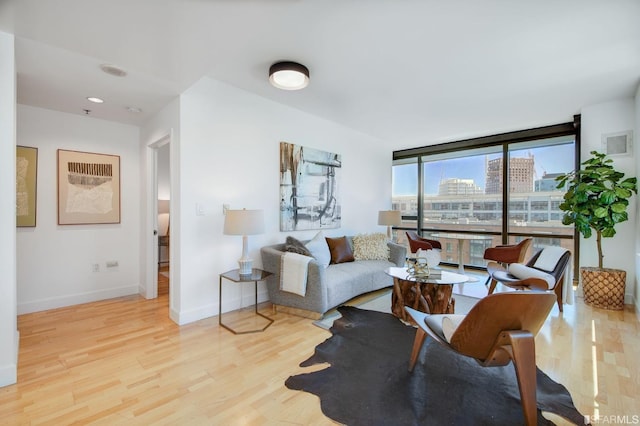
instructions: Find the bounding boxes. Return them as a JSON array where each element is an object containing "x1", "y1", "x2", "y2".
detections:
[
  {"x1": 326, "y1": 236, "x2": 355, "y2": 264},
  {"x1": 353, "y1": 233, "x2": 389, "y2": 261},
  {"x1": 285, "y1": 236, "x2": 312, "y2": 257},
  {"x1": 305, "y1": 231, "x2": 331, "y2": 267}
]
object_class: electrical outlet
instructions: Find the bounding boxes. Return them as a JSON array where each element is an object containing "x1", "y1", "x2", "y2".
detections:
[
  {"x1": 106, "y1": 260, "x2": 119, "y2": 268},
  {"x1": 92, "y1": 263, "x2": 99, "y2": 272},
  {"x1": 223, "y1": 204, "x2": 230, "y2": 215}
]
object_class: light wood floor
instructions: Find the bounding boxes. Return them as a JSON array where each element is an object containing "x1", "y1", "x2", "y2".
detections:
[{"x1": 1, "y1": 272, "x2": 638, "y2": 425}]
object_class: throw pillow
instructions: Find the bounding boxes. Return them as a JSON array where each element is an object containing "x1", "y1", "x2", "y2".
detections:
[
  {"x1": 352, "y1": 233, "x2": 389, "y2": 261},
  {"x1": 305, "y1": 231, "x2": 331, "y2": 267},
  {"x1": 325, "y1": 236, "x2": 355, "y2": 264},
  {"x1": 285, "y1": 236, "x2": 312, "y2": 257}
]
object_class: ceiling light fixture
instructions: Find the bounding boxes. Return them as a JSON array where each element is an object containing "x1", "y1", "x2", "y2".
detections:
[
  {"x1": 126, "y1": 106, "x2": 142, "y2": 113},
  {"x1": 269, "y1": 61, "x2": 309, "y2": 90},
  {"x1": 87, "y1": 97, "x2": 104, "y2": 104},
  {"x1": 100, "y1": 63, "x2": 127, "y2": 77}
]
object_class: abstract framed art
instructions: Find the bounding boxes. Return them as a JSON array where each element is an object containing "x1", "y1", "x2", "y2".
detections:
[
  {"x1": 280, "y1": 142, "x2": 342, "y2": 231},
  {"x1": 16, "y1": 146, "x2": 38, "y2": 227},
  {"x1": 57, "y1": 149, "x2": 121, "y2": 225}
]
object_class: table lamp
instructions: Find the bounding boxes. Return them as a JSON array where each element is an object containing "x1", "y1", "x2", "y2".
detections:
[
  {"x1": 378, "y1": 210, "x2": 402, "y2": 241},
  {"x1": 224, "y1": 209, "x2": 265, "y2": 276}
]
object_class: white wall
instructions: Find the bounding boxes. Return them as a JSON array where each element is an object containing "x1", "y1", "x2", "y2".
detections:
[
  {"x1": 168, "y1": 77, "x2": 390, "y2": 324},
  {"x1": 0, "y1": 31, "x2": 18, "y2": 388},
  {"x1": 581, "y1": 98, "x2": 637, "y2": 303},
  {"x1": 16, "y1": 105, "x2": 142, "y2": 313}
]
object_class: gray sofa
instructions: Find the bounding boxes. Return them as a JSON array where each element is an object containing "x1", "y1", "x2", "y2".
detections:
[{"x1": 260, "y1": 236, "x2": 406, "y2": 319}]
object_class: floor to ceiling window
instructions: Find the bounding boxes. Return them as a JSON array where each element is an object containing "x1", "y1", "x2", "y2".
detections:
[{"x1": 392, "y1": 118, "x2": 580, "y2": 273}]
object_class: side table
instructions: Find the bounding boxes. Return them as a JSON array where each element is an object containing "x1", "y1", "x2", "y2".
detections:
[{"x1": 219, "y1": 268, "x2": 274, "y2": 334}]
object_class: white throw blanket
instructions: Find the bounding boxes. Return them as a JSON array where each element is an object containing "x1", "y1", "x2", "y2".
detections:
[{"x1": 280, "y1": 252, "x2": 313, "y2": 296}]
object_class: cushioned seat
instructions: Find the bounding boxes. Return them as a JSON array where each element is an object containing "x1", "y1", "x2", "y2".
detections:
[{"x1": 487, "y1": 246, "x2": 571, "y2": 312}]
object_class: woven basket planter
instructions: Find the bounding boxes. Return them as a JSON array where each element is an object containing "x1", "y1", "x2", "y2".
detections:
[{"x1": 581, "y1": 267, "x2": 626, "y2": 310}]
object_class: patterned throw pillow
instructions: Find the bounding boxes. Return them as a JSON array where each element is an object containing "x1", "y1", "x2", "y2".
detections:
[
  {"x1": 352, "y1": 233, "x2": 389, "y2": 261},
  {"x1": 285, "y1": 236, "x2": 312, "y2": 257}
]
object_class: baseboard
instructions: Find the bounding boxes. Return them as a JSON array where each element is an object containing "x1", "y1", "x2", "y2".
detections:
[
  {"x1": 0, "y1": 330, "x2": 19, "y2": 387},
  {"x1": 170, "y1": 288, "x2": 270, "y2": 325},
  {"x1": 17, "y1": 285, "x2": 139, "y2": 315}
]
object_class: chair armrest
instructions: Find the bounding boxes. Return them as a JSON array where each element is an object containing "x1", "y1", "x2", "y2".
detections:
[{"x1": 388, "y1": 241, "x2": 407, "y2": 266}]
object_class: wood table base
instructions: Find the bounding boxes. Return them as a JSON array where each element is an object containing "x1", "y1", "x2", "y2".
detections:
[{"x1": 391, "y1": 277, "x2": 455, "y2": 323}]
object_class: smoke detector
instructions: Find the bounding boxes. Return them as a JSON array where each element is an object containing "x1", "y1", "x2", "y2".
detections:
[{"x1": 100, "y1": 64, "x2": 127, "y2": 77}]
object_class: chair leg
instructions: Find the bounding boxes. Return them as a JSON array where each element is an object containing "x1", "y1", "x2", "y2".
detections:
[
  {"x1": 554, "y1": 277, "x2": 564, "y2": 312},
  {"x1": 488, "y1": 278, "x2": 498, "y2": 295},
  {"x1": 507, "y1": 331, "x2": 538, "y2": 426},
  {"x1": 408, "y1": 327, "x2": 427, "y2": 372}
]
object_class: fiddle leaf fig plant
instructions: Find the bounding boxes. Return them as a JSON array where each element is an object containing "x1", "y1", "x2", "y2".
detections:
[{"x1": 555, "y1": 151, "x2": 637, "y2": 269}]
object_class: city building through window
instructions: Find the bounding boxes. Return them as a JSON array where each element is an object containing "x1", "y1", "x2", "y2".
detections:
[{"x1": 392, "y1": 118, "x2": 579, "y2": 272}]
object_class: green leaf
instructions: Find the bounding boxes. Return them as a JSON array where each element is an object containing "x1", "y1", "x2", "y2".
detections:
[
  {"x1": 602, "y1": 228, "x2": 616, "y2": 238},
  {"x1": 600, "y1": 190, "x2": 616, "y2": 204},
  {"x1": 610, "y1": 203, "x2": 626, "y2": 213},
  {"x1": 593, "y1": 207, "x2": 608, "y2": 218}
]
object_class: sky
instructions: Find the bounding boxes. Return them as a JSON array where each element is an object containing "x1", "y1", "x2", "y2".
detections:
[{"x1": 393, "y1": 143, "x2": 575, "y2": 196}]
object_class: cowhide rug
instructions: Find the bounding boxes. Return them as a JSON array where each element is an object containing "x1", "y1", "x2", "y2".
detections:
[{"x1": 286, "y1": 306, "x2": 586, "y2": 426}]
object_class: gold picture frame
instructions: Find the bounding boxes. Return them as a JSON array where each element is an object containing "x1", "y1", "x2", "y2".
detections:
[
  {"x1": 16, "y1": 146, "x2": 38, "y2": 227},
  {"x1": 57, "y1": 149, "x2": 121, "y2": 225}
]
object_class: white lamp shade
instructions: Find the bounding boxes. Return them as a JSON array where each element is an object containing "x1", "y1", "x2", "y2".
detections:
[
  {"x1": 224, "y1": 209, "x2": 265, "y2": 235},
  {"x1": 378, "y1": 210, "x2": 402, "y2": 226}
]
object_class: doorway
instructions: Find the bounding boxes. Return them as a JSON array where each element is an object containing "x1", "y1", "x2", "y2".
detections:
[{"x1": 157, "y1": 142, "x2": 171, "y2": 298}]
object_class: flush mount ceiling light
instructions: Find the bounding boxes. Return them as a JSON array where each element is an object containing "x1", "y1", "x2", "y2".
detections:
[
  {"x1": 269, "y1": 61, "x2": 309, "y2": 90},
  {"x1": 87, "y1": 97, "x2": 104, "y2": 104}
]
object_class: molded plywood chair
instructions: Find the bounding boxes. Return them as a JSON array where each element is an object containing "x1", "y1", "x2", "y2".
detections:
[
  {"x1": 405, "y1": 291, "x2": 556, "y2": 426},
  {"x1": 487, "y1": 247, "x2": 571, "y2": 312},
  {"x1": 483, "y1": 238, "x2": 533, "y2": 286},
  {"x1": 405, "y1": 231, "x2": 442, "y2": 252}
]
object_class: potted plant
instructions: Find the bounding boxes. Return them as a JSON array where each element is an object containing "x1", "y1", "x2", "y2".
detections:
[{"x1": 555, "y1": 150, "x2": 637, "y2": 310}]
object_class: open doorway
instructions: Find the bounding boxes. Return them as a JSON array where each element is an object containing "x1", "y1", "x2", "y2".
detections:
[{"x1": 157, "y1": 142, "x2": 171, "y2": 299}]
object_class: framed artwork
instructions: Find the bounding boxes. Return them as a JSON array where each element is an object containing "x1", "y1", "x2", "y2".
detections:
[
  {"x1": 16, "y1": 146, "x2": 38, "y2": 227},
  {"x1": 57, "y1": 149, "x2": 121, "y2": 225},
  {"x1": 280, "y1": 142, "x2": 342, "y2": 231}
]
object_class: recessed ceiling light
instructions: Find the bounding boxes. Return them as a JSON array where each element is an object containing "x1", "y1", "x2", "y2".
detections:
[
  {"x1": 269, "y1": 61, "x2": 309, "y2": 90},
  {"x1": 126, "y1": 106, "x2": 142, "y2": 113},
  {"x1": 100, "y1": 63, "x2": 127, "y2": 77},
  {"x1": 87, "y1": 97, "x2": 104, "y2": 104}
]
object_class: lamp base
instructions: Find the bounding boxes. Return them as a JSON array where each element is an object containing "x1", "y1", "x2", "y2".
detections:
[{"x1": 238, "y1": 258, "x2": 253, "y2": 276}]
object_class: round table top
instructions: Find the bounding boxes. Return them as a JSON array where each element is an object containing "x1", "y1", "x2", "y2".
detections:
[{"x1": 385, "y1": 267, "x2": 470, "y2": 285}]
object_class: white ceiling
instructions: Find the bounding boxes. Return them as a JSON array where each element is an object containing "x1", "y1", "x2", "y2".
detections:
[{"x1": 1, "y1": 0, "x2": 639, "y2": 149}]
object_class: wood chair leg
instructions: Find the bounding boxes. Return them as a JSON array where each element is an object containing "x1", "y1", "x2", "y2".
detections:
[
  {"x1": 408, "y1": 328, "x2": 426, "y2": 372},
  {"x1": 507, "y1": 331, "x2": 538, "y2": 426},
  {"x1": 554, "y1": 277, "x2": 564, "y2": 312},
  {"x1": 488, "y1": 278, "x2": 498, "y2": 295}
]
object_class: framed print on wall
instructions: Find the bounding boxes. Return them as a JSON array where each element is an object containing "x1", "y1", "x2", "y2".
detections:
[
  {"x1": 280, "y1": 142, "x2": 342, "y2": 231},
  {"x1": 57, "y1": 149, "x2": 121, "y2": 225},
  {"x1": 16, "y1": 146, "x2": 38, "y2": 227}
]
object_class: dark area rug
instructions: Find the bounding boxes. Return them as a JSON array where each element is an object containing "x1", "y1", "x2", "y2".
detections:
[{"x1": 286, "y1": 306, "x2": 586, "y2": 426}]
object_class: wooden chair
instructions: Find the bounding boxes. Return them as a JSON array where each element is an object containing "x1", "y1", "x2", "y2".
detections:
[
  {"x1": 483, "y1": 238, "x2": 533, "y2": 286},
  {"x1": 487, "y1": 247, "x2": 571, "y2": 312},
  {"x1": 405, "y1": 231, "x2": 442, "y2": 252},
  {"x1": 405, "y1": 291, "x2": 556, "y2": 426}
]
